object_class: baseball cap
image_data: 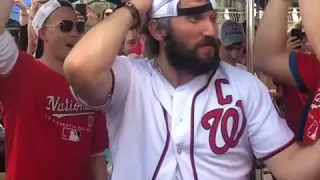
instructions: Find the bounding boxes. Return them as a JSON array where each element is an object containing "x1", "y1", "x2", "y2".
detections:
[
  {"x1": 32, "y1": 0, "x2": 73, "y2": 36},
  {"x1": 150, "y1": 0, "x2": 217, "y2": 19},
  {"x1": 32, "y1": 0, "x2": 73, "y2": 58},
  {"x1": 218, "y1": 20, "x2": 245, "y2": 47}
]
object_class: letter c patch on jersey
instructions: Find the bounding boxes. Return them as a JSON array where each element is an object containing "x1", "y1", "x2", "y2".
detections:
[{"x1": 201, "y1": 100, "x2": 247, "y2": 154}]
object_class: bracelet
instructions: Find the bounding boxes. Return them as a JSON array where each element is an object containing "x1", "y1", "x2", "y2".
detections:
[{"x1": 20, "y1": 13, "x2": 29, "y2": 16}]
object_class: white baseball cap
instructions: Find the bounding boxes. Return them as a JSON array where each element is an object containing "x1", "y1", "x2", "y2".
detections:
[
  {"x1": 150, "y1": 0, "x2": 217, "y2": 19},
  {"x1": 32, "y1": 0, "x2": 73, "y2": 36}
]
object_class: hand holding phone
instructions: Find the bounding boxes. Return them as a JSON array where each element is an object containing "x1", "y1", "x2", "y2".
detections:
[
  {"x1": 75, "y1": 4, "x2": 87, "y2": 32},
  {"x1": 286, "y1": 36, "x2": 302, "y2": 51},
  {"x1": 290, "y1": 28, "x2": 304, "y2": 49},
  {"x1": 75, "y1": 4, "x2": 87, "y2": 20}
]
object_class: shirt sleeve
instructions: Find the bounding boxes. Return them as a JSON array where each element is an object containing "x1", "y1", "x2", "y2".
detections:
[
  {"x1": 289, "y1": 52, "x2": 320, "y2": 94},
  {"x1": 91, "y1": 110, "x2": 109, "y2": 157},
  {"x1": 71, "y1": 55, "x2": 135, "y2": 110},
  {"x1": 107, "y1": 56, "x2": 139, "y2": 109},
  {"x1": 0, "y1": 30, "x2": 19, "y2": 75},
  {"x1": 245, "y1": 77, "x2": 295, "y2": 160}
]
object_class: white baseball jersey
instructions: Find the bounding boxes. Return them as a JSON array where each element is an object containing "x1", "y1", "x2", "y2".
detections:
[{"x1": 77, "y1": 56, "x2": 294, "y2": 180}]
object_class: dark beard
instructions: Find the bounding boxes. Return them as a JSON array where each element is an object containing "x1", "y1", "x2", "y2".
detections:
[{"x1": 164, "y1": 31, "x2": 220, "y2": 76}]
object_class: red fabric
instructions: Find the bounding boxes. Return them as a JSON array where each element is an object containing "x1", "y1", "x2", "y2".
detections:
[
  {"x1": 130, "y1": 42, "x2": 142, "y2": 55},
  {"x1": 303, "y1": 85, "x2": 320, "y2": 146},
  {"x1": 291, "y1": 52, "x2": 320, "y2": 145},
  {"x1": 283, "y1": 86, "x2": 307, "y2": 136},
  {"x1": 1, "y1": 52, "x2": 108, "y2": 180}
]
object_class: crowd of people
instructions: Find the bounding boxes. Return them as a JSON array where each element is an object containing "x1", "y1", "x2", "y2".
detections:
[{"x1": 1, "y1": 0, "x2": 320, "y2": 179}]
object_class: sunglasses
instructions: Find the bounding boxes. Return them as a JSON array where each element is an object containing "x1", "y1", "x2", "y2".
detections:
[{"x1": 46, "y1": 20, "x2": 85, "y2": 34}]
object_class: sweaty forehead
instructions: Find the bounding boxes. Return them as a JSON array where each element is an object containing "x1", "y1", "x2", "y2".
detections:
[
  {"x1": 47, "y1": 7, "x2": 77, "y2": 23},
  {"x1": 178, "y1": 0, "x2": 210, "y2": 8}
]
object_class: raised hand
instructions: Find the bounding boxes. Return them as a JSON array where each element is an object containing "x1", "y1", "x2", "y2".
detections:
[
  {"x1": 286, "y1": 36, "x2": 302, "y2": 52},
  {"x1": 15, "y1": 0, "x2": 29, "y2": 12},
  {"x1": 76, "y1": 11, "x2": 86, "y2": 23},
  {"x1": 30, "y1": 0, "x2": 47, "y2": 17}
]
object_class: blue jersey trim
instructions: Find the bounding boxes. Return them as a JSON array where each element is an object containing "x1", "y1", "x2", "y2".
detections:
[
  {"x1": 297, "y1": 95, "x2": 313, "y2": 141},
  {"x1": 289, "y1": 52, "x2": 309, "y2": 93}
]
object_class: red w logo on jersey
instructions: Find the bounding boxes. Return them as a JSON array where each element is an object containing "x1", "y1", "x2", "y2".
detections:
[{"x1": 201, "y1": 79, "x2": 246, "y2": 154}]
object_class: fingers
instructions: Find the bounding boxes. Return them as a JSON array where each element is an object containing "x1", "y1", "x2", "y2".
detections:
[
  {"x1": 31, "y1": 0, "x2": 46, "y2": 12},
  {"x1": 287, "y1": 36, "x2": 297, "y2": 42},
  {"x1": 34, "y1": 0, "x2": 47, "y2": 3},
  {"x1": 78, "y1": 18, "x2": 86, "y2": 23},
  {"x1": 32, "y1": 0, "x2": 47, "y2": 7},
  {"x1": 287, "y1": 37, "x2": 302, "y2": 45},
  {"x1": 286, "y1": 36, "x2": 303, "y2": 51},
  {"x1": 76, "y1": 11, "x2": 86, "y2": 23},
  {"x1": 288, "y1": 41, "x2": 302, "y2": 50},
  {"x1": 291, "y1": 42, "x2": 302, "y2": 49}
]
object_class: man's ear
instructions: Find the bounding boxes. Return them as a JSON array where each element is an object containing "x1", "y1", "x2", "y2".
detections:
[
  {"x1": 38, "y1": 28, "x2": 48, "y2": 42},
  {"x1": 147, "y1": 19, "x2": 167, "y2": 41}
]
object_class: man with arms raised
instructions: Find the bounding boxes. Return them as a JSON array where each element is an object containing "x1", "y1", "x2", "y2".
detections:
[
  {"x1": 65, "y1": 0, "x2": 320, "y2": 179},
  {"x1": 0, "y1": 0, "x2": 108, "y2": 179},
  {"x1": 254, "y1": 0, "x2": 320, "y2": 146}
]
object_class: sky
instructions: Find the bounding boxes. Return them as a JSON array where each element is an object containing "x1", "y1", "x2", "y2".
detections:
[{"x1": 10, "y1": 0, "x2": 32, "y2": 22}]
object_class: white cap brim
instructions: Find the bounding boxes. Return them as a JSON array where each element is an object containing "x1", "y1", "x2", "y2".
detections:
[
  {"x1": 150, "y1": 0, "x2": 217, "y2": 19},
  {"x1": 32, "y1": 0, "x2": 72, "y2": 36}
]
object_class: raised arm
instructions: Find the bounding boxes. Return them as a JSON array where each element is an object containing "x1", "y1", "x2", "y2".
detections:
[
  {"x1": 27, "y1": 0, "x2": 45, "y2": 55},
  {"x1": 15, "y1": 0, "x2": 29, "y2": 51},
  {"x1": 64, "y1": 1, "x2": 149, "y2": 107},
  {"x1": 0, "y1": 0, "x2": 14, "y2": 34},
  {"x1": 253, "y1": 0, "x2": 296, "y2": 86},
  {"x1": 0, "y1": 0, "x2": 19, "y2": 75},
  {"x1": 299, "y1": 0, "x2": 320, "y2": 58}
]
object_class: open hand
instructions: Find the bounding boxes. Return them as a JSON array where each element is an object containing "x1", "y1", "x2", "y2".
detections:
[
  {"x1": 30, "y1": 0, "x2": 47, "y2": 16},
  {"x1": 15, "y1": 0, "x2": 28, "y2": 12}
]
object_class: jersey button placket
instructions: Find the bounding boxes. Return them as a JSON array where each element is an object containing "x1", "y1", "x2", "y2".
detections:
[{"x1": 177, "y1": 145, "x2": 182, "y2": 155}]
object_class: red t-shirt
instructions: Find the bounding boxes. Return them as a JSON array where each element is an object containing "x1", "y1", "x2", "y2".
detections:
[
  {"x1": 283, "y1": 86, "x2": 308, "y2": 136},
  {"x1": 130, "y1": 42, "x2": 142, "y2": 55},
  {"x1": 289, "y1": 51, "x2": 320, "y2": 145},
  {"x1": 1, "y1": 52, "x2": 108, "y2": 180}
]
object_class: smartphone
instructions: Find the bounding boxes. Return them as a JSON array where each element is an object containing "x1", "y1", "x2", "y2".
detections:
[
  {"x1": 75, "y1": 4, "x2": 87, "y2": 19},
  {"x1": 291, "y1": 28, "x2": 303, "y2": 49},
  {"x1": 75, "y1": 4, "x2": 86, "y2": 32}
]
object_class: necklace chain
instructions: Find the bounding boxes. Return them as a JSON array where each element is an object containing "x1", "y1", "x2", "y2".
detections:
[{"x1": 155, "y1": 59, "x2": 165, "y2": 76}]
